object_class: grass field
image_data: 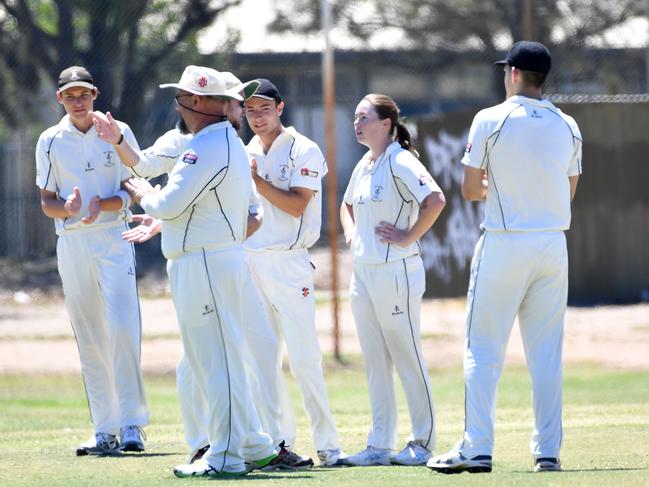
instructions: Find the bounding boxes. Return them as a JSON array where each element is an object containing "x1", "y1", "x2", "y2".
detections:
[{"x1": 1, "y1": 361, "x2": 648, "y2": 486}]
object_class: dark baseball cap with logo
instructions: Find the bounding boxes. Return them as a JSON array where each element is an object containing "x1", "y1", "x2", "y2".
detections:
[
  {"x1": 251, "y1": 78, "x2": 282, "y2": 102},
  {"x1": 58, "y1": 66, "x2": 96, "y2": 92},
  {"x1": 494, "y1": 41, "x2": 552, "y2": 74}
]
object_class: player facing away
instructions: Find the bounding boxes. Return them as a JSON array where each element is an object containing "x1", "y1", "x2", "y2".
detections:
[
  {"x1": 427, "y1": 41, "x2": 582, "y2": 475},
  {"x1": 92, "y1": 73, "x2": 313, "y2": 469},
  {"x1": 123, "y1": 66, "x2": 285, "y2": 478},
  {"x1": 35, "y1": 66, "x2": 149, "y2": 455},
  {"x1": 340, "y1": 94, "x2": 446, "y2": 466},
  {"x1": 243, "y1": 79, "x2": 346, "y2": 466}
]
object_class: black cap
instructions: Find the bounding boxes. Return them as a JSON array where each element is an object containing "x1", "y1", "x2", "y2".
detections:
[
  {"x1": 494, "y1": 41, "x2": 552, "y2": 74},
  {"x1": 58, "y1": 66, "x2": 95, "y2": 92},
  {"x1": 251, "y1": 78, "x2": 282, "y2": 102}
]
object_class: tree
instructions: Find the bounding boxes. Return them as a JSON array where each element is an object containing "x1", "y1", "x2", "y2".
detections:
[
  {"x1": 0, "y1": 0, "x2": 240, "y2": 132},
  {"x1": 270, "y1": 0, "x2": 646, "y2": 55}
]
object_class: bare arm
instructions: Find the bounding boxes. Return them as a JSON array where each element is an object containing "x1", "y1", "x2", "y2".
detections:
[
  {"x1": 569, "y1": 175, "x2": 579, "y2": 201},
  {"x1": 375, "y1": 191, "x2": 446, "y2": 247},
  {"x1": 340, "y1": 202, "x2": 355, "y2": 246},
  {"x1": 40, "y1": 188, "x2": 81, "y2": 219},
  {"x1": 462, "y1": 166, "x2": 488, "y2": 201},
  {"x1": 250, "y1": 159, "x2": 313, "y2": 217},
  {"x1": 91, "y1": 111, "x2": 140, "y2": 166},
  {"x1": 246, "y1": 212, "x2": 262, "y2": 238}
]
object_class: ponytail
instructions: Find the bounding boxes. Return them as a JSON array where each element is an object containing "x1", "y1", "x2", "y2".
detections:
[{"x1": 395, "y1": 120, "x2": 419, "y2": 158}]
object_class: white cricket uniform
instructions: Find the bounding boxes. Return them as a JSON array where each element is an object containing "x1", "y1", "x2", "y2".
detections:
[
  {"x1": 139, "y1": 120, "x2": 274, "y2": 472},
  {"x1": 459, "y1": 95, "x2": 582, "y2": 460},
  {"x1": 130, "y1": 128, "x2": 286, "y2": 455},
  {"x1": 244, "y1": 126, "x2": 341, "y2": 452},
  {"x1": 35, "y1": 115, "x2": 149, "y2": 436},
  {"x1": 343, "y1": 141, "x2": 440, "y2": 451}
]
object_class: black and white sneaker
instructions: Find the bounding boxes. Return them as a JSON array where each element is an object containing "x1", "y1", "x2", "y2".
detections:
[
  {"x1": 261, "y1": 441, "x2": 314, "y2": 470},
  {"x1": 120, "y1": 425, "x2": 146, "y2": 452},
  {"x1": 534, "y1": 457, "x2": 561, "y2": 472},
  {"x1": 187, "y1": 444, "x2": 210, "y2": 464},
  {"x1": 76, "y1": 432, "x2": 120, "y2": 456},
  {"x1": 426, "y1": 449, "x2": 492, "y2": 474}
]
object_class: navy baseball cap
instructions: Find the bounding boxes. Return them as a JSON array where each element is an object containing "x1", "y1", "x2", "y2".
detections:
[
  {"x1": 58, "y1": 66, "x2": 95, "y2": 92},
  {"x1": 251, "y1": 78, "x2": 282, "y2": 102},
  {"x1": 494, "y1": 41, "x2": 552, "y2": 74}
]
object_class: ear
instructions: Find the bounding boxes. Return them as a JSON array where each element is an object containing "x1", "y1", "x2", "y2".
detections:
[
  {"x1": 276, "y1": 100, "x2": 285, "y2": 116},
  {"x1": 55, "y1": 91, "x2": 64, "y2": 104}
]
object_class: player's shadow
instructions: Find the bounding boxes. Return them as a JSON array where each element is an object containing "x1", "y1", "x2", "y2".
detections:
[{"x1": 514, "y1": 467, "x2": 648, "y2": 473}]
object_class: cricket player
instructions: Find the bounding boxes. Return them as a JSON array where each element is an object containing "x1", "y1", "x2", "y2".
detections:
[
  {"x1": 340, "y1": 93, "x2": 446, "y2": 466},
  {"x1": 243, "y1": 79, "x2": 346, "y2": 466},
  {"x1": 121, "y1": 66, "x2": 283, "y2": 478},
  {"x1": 35, "y1": 66, "x2": 149, "y2": 455},
  {"x1": 427, "y1": 41, "x2": 582, "y2": 474}
]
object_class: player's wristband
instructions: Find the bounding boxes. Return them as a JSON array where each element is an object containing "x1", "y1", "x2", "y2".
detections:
[
  {"x1": 115, "y1": 132, "x2": 124, "y2": 145},
  {"x1": 116, "y1": 189, "x2": 131, "y2": 210}
]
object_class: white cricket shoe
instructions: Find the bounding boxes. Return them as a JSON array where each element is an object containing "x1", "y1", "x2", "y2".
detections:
[
  {"x1": 343, "y1": 446, "x2": 391, "y2": 466},
  {"x1": 76, "y1": 432, "x2": 120, "y2": 456},
  {"x1": 120, "y1": 425, "x2": 146, "y2": 452},
  {"x1": 317, "y1": 448, "x2": 348, "y2": 467},
  {"x1": 426, "y1": 449, "x2": 492, "y2": 474},
  {"x1": 534, "y1": 457, "x2": 561, "y2": 472},
  {"x1": 173, "y1": 458, "x2": 247, "y2": 478},
  {"x1": 390, "y1": 441, "x2": 431, "y2": 466}
]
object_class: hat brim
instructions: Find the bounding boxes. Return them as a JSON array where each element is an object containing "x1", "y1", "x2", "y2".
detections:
[
  {"x1": 231, "y1": 80, "x2": 261, "y2": 100},
  {"x1": 494, "y1": 59, "x2": 509, "y2": 66},
  {"x1": 159, "y1": 83, "x2": 243, "y2": 101},
  {"x1": 58, "y1": 81, "x2": 95, "y2": 92}
]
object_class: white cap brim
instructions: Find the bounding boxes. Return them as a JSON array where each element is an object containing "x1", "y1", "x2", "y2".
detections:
[{"x1": 159, "y1": 83, "x2": 243, "y2": 101}]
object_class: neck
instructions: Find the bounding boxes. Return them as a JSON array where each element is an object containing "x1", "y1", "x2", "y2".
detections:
[
  {"x1": 511, "y1": 86, "x2": 543, "y2": 100},
  {"x1": 191, "y1": 116, "x2": 226, "y2": 134},
  {"x1": 71, "y1": 115, "x2": 93, "y2": 133},
  {"x1": 368, "y1": 139, "x2": 392, "y2": 161},
  {"x1": 259, "y1": 125, "x2": 283, "y2": 154}
]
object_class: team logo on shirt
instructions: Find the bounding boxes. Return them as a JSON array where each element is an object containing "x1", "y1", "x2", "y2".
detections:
[
  {"x1": 418, "y1": 174, "x2": 432, "y2": 186},
  {"x1": 202, "y1": 305, "x2": 214, "y2": 315},
  {"x1": 356, "y1": 194, "x2": 365, "y2": 205},
  {"x1": 371, "y1": 185, "x2": 384, "y2": 202},
  {"x1": 103, "y1": 151, "x2": 115, "y2": 167},
  {"x1": 531, "y1": 109, "x2": 543, "y2": 119},
  {"x1": 84, "y1": 161, "x2": 94, "y2": 172},
  {"x1": 465, "y1": 143, "x2": 472, "y2": 153},
  {"x1": 127, "y1": 267, "x2": 135, "y2": 276},
  {"x1": 300, "y1": 167, "x2": 319, "y2": 178},
  {"x1": 278, "y1": 164, "x2": 289, "y2": 181},
  {"x1": 391, "y1": 305, "x2": 404, "y2": 316},
  {"x1": 182, "y1": 151, "x2": 198, "y2": 164},
  {"x1": 302, "y1": 287, "x2": 310, "y2": 297}
]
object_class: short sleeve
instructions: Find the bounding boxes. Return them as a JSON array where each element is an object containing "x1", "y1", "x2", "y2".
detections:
[
  {"x1": 131, "y1": 129, "x2": 188, "y2": 179},
  {"x1": 461, "y1": 111, "x2": 489, "y2": 169},
  {"x1": 567, "y1": 119, "x2": 582, "y2": 177},
  {"x1": 343, "y1": 161, "x2": 362, "y2": 206},
  {"x1": 391, "y1": 150, "x2": 442, "y2": 204},
  {"x1": 289, "y1": 143, "x2": 326, "y2": 192},
  {"x1": 35, "y1": 132, "x2": 58, "y2": 192},
  {"x1": 120, "y1": 124, "x2": 141, "y2": 181}
]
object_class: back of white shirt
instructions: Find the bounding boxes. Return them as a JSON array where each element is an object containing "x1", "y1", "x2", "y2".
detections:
[
  {"x1": 245, "y1": 126, "x2": 327, "y2": 252},
  {"x1": 462, "y1": 95, "x2": 582, "y2": 232},
  {"x1": 35, "y1": 115, "x2": 138, "y2": 235}
]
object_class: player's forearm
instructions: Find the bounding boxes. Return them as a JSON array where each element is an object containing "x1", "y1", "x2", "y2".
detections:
[
  {"x1": 114, "y1": 138, "x2": 141, "y2": 167},
  {"x1": 40, "y1": 196, "x2": 71, "y2": 219},
  {"x1": 246, "y1": 213, "x2": 262, "y2": 238},
  {"x1": 405, "y1": 191, "x2": 446, "y2": 244},
  {"x1": 340, "y1": 202, "x2": 355, "y2": 244},
  {"x1": 99, "y1": 195, "x2": 125, "y2": 212},
  {"x1": 569, "y1": 175, "x2": 579, "y2": 201},
  {"x1": 253, "y1": 176, "x2": 309, "y2": 217}
]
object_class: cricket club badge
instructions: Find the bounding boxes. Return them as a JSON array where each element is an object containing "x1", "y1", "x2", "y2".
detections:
[
  {"x1": 103, "y1": 151, "x2": 115, "y2": 168},
  {"x1": 277, "y1": 164, "x2": 289, "y2": 181}
]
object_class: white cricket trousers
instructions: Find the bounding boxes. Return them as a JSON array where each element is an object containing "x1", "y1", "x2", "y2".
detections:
[
  {"x1": 167, "y1": 246, "x2": 274, "y2": 472},
  {"x1": 245, "y1": 248, "x2": 340, "y2": 451},
  {"x1": 176, "y1": 267, "x2": 290, "y2": 454},
  {"x1": 350, "y1": 255, "x2": 435, "y2": 451},
  {"x1": 460, "y1": 231, "x2": 568, "y2": 459},
  {"x1": 56, "y1": 225, "x2": 148, "y2": 436}
]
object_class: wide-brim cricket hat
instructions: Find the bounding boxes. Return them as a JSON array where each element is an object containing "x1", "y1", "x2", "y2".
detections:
[
  {"x1": 494, "y1": 41, "x2": 552, "y2": 74},
  {"x1": 159, "y1": 65, "x2": 244, "y2": 100},
  {"x1": 221, "y1": 72, "x2": 261, "y2": 100},
  {"x1": 58, "y1": 66, "x2": 96, "y2": 92}
]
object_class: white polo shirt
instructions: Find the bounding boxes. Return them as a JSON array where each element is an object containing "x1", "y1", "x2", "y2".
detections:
[
  {"x1": 35, "y1": 115, "x2": 138, "y2": 235},
  {"x1": 140, "y1": 121, "x2": 256, "y2": 259},
  {"x1": 343, "y1": 141, "x2": 441, "y2": 264},
  {"x1": 245, "y1": 126, "x2": 328, "y2": 252},
  {"x1": 129, "y1": 128, "x2": 192, "y2": 179},
  {"x1": 462, "y1": 95, "x2": 582, "y2": 232}
]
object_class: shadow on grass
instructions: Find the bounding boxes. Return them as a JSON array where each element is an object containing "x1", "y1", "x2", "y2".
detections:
[{"x1": 512, "y1": 467, "x2": 648, "y2": 473}]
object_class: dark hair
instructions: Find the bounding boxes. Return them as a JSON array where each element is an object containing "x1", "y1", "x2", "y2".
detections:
[
  {"x1": 519, "y1": 70, "x2": 548, "y2": 88},
  {"x1": 363, "y1": 93, "x2": 418, "y2": 157}
]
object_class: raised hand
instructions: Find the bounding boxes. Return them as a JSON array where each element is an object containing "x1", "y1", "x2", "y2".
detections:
[
  {"x1": 64, "y1": 187, "x2": 82, "y2": 216},
  {"x1": 91, "y1": 111, "x2": 122, "y2": 144},
  {"x1": 122, "y1": 214, "x2": 162, "y2": 243},
  {"x1": 81, "y1": 195, "x2": 101, "y2": 224}
]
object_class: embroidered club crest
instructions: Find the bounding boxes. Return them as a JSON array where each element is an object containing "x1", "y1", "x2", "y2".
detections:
[
  {"x1": 278, "y1": 164, "x2": 289, "y2": 181},
  {"x1": 371, "y1": 185, "x2": 384, "y2": 202},
  {"x1": 198, "y1": 76, "x2": 208, "y2": 88},
  {"x1": 103, "y1": 151, "x2": 114, "y2": 167},
  {"x1": 302, "y1": 287, "x2": 310, "y2": 297},
  {"x1": 300, "y1": 168, "x2": 318, "y2": 178}
]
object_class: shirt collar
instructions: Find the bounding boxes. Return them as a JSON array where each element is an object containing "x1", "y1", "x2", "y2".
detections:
[
  {"x1": 507, "y1": 95, "x2": 554, "y2": 108},
  {"x1": 194, "y1": 120, "x2": 232, "y2": 137}
]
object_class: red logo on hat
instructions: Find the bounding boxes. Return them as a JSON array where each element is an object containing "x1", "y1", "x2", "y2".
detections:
[
  {"x1": 198, "y1": 76, "x2": 207, "y2": 88},
  {"x1": 302, "y1": 287, "x2": 310, "y2": 297}
]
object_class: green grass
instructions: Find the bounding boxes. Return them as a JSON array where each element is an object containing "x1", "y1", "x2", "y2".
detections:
[{"x1": 0, "y1": 363, "x2": 648, "y2": 486}]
